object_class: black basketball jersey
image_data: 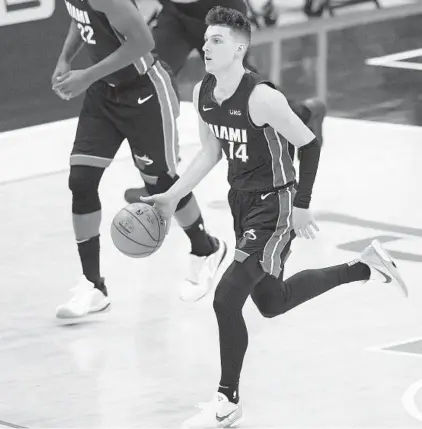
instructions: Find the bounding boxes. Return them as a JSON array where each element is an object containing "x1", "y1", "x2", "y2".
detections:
[
  {"x1": 198, "y1": 70, "x2": 296, "y2": 192},
  {"x1": 63, "y1": 0, "x2": 154, "y2": 85}
]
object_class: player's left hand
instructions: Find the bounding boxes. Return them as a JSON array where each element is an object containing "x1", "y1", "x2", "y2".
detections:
[
  {"x1": 52, "y1": 69, "x2": 94, "y2": 99},
  {"x1": 292, "y1": 207, "x2": 319, "y2": 239}
]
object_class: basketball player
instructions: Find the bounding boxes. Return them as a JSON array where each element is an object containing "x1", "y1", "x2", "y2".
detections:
[
  {"x1": 141, "y1": 7, "x2": 408, "y2": 427},
  {"x1": 52, "y1": 0, "x2": 228, "y2": 319},
  {"x1": 123, "y1": 0, "x2": 326, "y2": 204}
]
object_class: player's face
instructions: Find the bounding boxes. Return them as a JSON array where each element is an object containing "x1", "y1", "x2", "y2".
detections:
[{"x1": 203, "y1": 26, "x2": 244, "y2": 73}]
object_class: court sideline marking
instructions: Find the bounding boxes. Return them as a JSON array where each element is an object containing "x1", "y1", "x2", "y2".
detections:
[
  {"x1": 366, "y1": 48, "x2": 422, "y2": 71},
  {"x1": 0, "y1": 420, "x2": 28, "y2": 429}
]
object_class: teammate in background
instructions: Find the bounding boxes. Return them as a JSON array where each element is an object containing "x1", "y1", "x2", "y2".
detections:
[
  {"x1": 52, "y1": 0, "x2": 227, "y2": 319},
  {"x1": 123, "y1": 0, "x2": 326, "y2": 204},
  {"x1": 141, "y1": 7, "x2": 408, "y2": 427}
]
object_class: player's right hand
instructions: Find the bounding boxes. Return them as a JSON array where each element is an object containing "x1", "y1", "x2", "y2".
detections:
[
  {"x1": 140, "y1": 193, "x2": 179, "y2": 235},
  {"x1": 52, "y1": 58, "x2": 71, "y2": 100}
]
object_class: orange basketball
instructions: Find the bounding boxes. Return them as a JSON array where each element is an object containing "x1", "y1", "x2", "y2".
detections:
[{"x1": 111, "y1": 203, "x2": 166, "y2": 258}]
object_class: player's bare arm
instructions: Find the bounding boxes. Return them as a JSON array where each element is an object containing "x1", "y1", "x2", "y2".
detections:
[
  {"x1": 249, "y1": 84, "x2": 321, "y2": 239},
  {"x1": 53, "y1": 0, "x2": 155, "y2": 99},
  {"x1": 166, "y1": 81, "x2": 222, "y2": 202},
  {"x1": 141, "y1": 82, "x2": 222, "y2": 230},
  {"x1": 248, "y1": 84, "x2": 316, "y2": 147},
  {"x1": 55, "y1": 20, "x2": 85, "y2": 70},
  {"x1": 84, "y1": 0, "x2": 155, "y2": 82},
  {"x1": 52, "y1": 20, "x2": 85, "y2": 98}
]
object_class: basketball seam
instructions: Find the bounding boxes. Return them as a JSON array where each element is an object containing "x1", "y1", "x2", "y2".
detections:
[
  {"x1": 149, "y1": 206, "x2": 165, "y2": 252},
  {"x1": 112, "y1": 220, "x2": 157, "y2": 248},
  {"x1": 123, "y1": 208, "x2": 158, "y2": 242}
]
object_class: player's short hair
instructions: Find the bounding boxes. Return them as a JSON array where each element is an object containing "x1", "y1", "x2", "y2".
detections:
[{"x1": 205, "y1": 6, "x2": 251, "y2": 45}]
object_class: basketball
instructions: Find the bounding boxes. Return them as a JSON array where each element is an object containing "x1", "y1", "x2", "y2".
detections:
[{"x1": 110, "y1": 203, "x2": 166, "y2": 258}]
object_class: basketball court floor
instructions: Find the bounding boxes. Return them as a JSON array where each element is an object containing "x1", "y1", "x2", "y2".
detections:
[{"x1": 0, "y1": 99, "x2": 421, "y2": 428}]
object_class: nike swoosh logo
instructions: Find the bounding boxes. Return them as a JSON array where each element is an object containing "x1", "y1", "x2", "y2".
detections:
[
  {"x1": 373, "y1": 267, "x2": 392, "y2": 283},
  {"x1": 261, "y1": 192, "x2": 274, "y2": 200},
  {"x1": 140, "y1": 159, "x2": 153, "y2": 165},
  {"x1": 138, "y1": 94, "x2": 153, "y2": 105},
  {"x1": 203, "y1": 106, "x2": 213, "y2": 111},
  {"x1": 216, "y1": 409, "x2": 237, "y2": 423}
]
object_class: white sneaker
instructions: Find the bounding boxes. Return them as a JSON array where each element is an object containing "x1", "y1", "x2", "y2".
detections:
[
  {"x1": 56, "y1": 277, "x2": 110, "y2": 319},
  {"x1": 180, "y1": 240, "x2": 228, "y2": 302},
  {"x1": 181, "y1": 393, "x2": 243, "y2": 429},
  {"x1": 358, "y1": 239, "x2": 409, "y2": 298}
]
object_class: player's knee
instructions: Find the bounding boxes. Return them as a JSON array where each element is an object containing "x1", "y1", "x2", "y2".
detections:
[
  {"x1": 143, "y1": 172, "x2": 193, "y2": 211},
  {"x1": 68, "y1": 166, "x2": 103, "y2": 195},
  {"x1": 251, "y1": 275, "x2": 287, "y2": 318},
  {"x1": 213, "y1": 258, "x2": 263, "y2": 316},
  {"x1": 253, "y1": 297, "x2": 278, "y2": 318},
  {"x1": 258, "y1": 309, "x2": 278, "y2": 319},
  {"x1": 68, "y1": 166, "x2": 104, "y2": 214},
  {"x1": 213, "y1": 263, "x2": 243, "y2": 316},
  {"x1": 213, "y1": 276, "x2": 237, "y2": 317}
]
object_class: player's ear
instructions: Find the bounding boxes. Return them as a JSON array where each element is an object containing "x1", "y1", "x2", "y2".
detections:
[{"x1": 237, "y1": 43, "x2": 246, "y2": 55}]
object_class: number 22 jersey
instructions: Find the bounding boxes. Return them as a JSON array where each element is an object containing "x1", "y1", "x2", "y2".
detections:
[
  {"x1": 198, "y1": 70, "x2": 296, "y2": 192},
  {"x1": 63, "y1": 0, "x2": 154, "y2": 85}
]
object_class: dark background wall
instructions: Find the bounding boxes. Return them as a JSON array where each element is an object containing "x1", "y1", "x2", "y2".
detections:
[
  {"x1": 1, "y1": 2, "x2": 421, "y2": 131},
  {"x1": 0, "y1": 0, "x2": 90, "y2": 132},
  {"x1": 0, "y1": 0, "x2": 202, "y2": 132}
]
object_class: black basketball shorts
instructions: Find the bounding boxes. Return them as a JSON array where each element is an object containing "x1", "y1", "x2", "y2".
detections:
[
  {"x1": 71, "y1": 60, "x2": 180, "y2": 182},
  {"x1": 228, "y1": 184, "x2": 296, "y2": 278}
]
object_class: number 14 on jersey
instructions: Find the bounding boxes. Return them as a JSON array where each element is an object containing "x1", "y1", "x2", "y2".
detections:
[{"x1": 228, "y1": 141, "x2": 249, "y2": 163}]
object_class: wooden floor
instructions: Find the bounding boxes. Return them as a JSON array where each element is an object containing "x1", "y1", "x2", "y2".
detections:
[{"x1": 0, "y1": 103, "x2": 421, "y2": 428}]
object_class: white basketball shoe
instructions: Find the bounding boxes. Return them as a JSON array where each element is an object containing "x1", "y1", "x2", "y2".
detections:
[
  {"x1": 180, "y1": 239, "x2": 228, "y2": 302},
  {"x1": 358, "y1": 239, "x2": 408, "y2": 297},
  {"x1": 56, "y1": 277, "x2": 110, "y2": 319},
  {"x1": 182, "y1": 392, "x2": 243, "y2": 428}
]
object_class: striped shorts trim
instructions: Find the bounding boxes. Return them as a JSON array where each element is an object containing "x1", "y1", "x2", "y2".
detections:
[
  {"x1": 146, "y1": 61, "x2": 180, "y2": 177},
  {"x1": 233, "y1": 187, "x2": 294, "y2": 278},
  {"x1": 70, "y1": 154, "x2": 112, "y2": 168},
  {"x1": 109, "y1": 29, "x2": 180, "y2": 176},
  {"x1": 261, "y1": 188, "x2": 294, "y2": 277}
]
